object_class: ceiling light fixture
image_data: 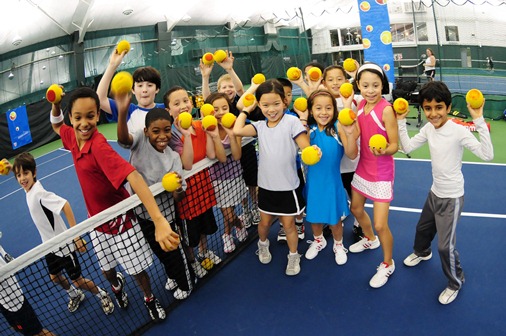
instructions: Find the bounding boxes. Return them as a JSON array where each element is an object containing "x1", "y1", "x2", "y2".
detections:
[
  {"x1": 123, "y1": 7, "x2": 134, "y2": 15},
  {"x1": 8, "y1": 72, "x2": 14, "y2": 80},
  {"x1": 12, "y1": 35, "x2": 22, "y2": 46}
]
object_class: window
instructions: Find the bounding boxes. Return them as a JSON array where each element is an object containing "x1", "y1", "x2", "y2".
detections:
[
  {"x1": 416, "y1": 22, "x2": 428, "y2": 42},
  {"x1": 390, "y1": 23, "x2": 415, "y2": 43},
  {"x1": 445, "y1": 26, "x2": 459, "y2": 42},
  {"x1": 340, "y1": 27, "x2": 362, "y2": 46},
  {"x1": 330, "y1": 30, "x2": 340, "y2": 47}
]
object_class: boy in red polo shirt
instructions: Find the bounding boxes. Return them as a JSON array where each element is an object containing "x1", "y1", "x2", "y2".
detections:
[{"x1": 49, "y1": 87, "x2": 179, "y2": 322}]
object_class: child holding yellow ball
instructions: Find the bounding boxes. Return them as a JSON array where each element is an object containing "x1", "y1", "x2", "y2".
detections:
[{"x1": 397, "y1": 81, "x2": 493, "y2": 304}]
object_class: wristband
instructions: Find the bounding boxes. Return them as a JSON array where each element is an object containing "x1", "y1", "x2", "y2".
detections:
[
  {"x1": 241, "y1": 111, "x2": 250, "y2": 117},
  {"x1": 50, "y1": 111, "x2": 64, "y2": 124}
]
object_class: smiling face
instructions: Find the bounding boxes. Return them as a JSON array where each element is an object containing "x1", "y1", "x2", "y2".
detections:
[
  {"x1": 15, "y1": 168, "x2": 36, "y2": 192},
  {"x1": 218, "y1": 79, "x2": 236, "y2": 101},
  {"x1": 322, "y1": 68, "x2": 347, "y2": 98},
  {"x1": 211, "y1": 97, "x2": 230, "y2": 120},
  {"x1": 145, "y1": 118, "x2": 172, "y2": 152},
  {"x1": 421, "y1": 99, "x2": 450, "y2": 129},
  {"x1": 133, "y1": 81, "x2": 159, "y2": 109},
  {"x1": 258, "y1": 92, "x2": 285, "y2": 125},
  {"x1": 69, "y1": 97, "x2": 100, "y2": 148},
  {"x1": 311, "y1": 94, "x2": 336, "y2": 129},
  {"x1": 166, "y1": 89, "x2": 193, "y2": 120},
  {"x1": 357, "y1": 71, "x2": 383, "y2": 105}
]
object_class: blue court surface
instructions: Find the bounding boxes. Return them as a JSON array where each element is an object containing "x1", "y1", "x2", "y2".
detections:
[{"x1": 1, "y1": 144, "x2": 505, "y2": 335}]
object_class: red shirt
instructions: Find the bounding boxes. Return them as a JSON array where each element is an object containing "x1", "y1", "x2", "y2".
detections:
[{"x1": 60, "y1": 124, "x2": 136, "y2": 233}]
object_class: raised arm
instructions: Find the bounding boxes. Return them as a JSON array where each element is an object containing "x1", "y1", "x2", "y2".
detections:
[
  {"x1": 200, "y1": 59, "x2": 214, "y2": 100},
  {"x1": 233, "y1": 104, "x2": 257, "y2": 137},
  {"x1": 116, "y1": 92, "x2": 133, "y2": 146},
  {"x1": 218, "y1": 51, "x2": 244, "y2": 96},
  {"x1": 96, "y1": 49, "x2": 128, "y2": 115},
  {"x1": 50, "y1": 94, "x2": 65, "y2": 135}
]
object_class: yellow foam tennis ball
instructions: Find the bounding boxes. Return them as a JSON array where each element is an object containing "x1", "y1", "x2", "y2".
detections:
[
  {"x1": 339, "y1": 83, "x2": 354, "y2": 98},
  {"x1": 201, "y1": 258, "x2": 214, "y2": 270},
  {"x1": 46, "y1": 84, "x2": 63, "y2": 104},
  {"x1": 202, "y1": 115, "x2": 218, "y2": 131},
  {"x1": 293, "y1": 97, "x2": 308, "y2": 111},
  {"x1": 110, "y1": 71, "x2": 133, "y2": 95},
  {"x1": 178, "y1": 112, "x2": 193, "y2": 129},
  {"x1": 308, "y1": 67, "x2": 322, "y2": 81},
  {"x1": 221, "y1": 113, "x2": 237, "y2": 129},
  {"x1": 466, "y1": 89, "x2": 484, "y2": 109},
  {"x1": 243, "y1": 93, "x2": 256, "y2": 107},
  {"x1": 162, "y1": 172, "x2": 181, "y2": 192},
  {"x1": 393, "y1": 98, "x2": 409, "y2": 114},
  {"x1": 116, "y1": 40, "x2": 131, "y2": 54},
  {"x1": 213, "y1": 49, "x2": 227, "y2": 63},
  {"x1": 301, "y1": 146, "x2": 320, "y2": 166},
  {"x1": 369, "y1": 134, "x2": 387, "y2": 150},
  {"x1": 200, "y1": 103, "x2": 215, "y2": 117},
  {"x1": 252, "y1": 73, "x2": 266, "y2": 85},
  {"x1": 286, "y1": 67, "x2": 302, "y2": 81},
  {"x1": 338, "y1": 108, "x2": 356, "y2": 126},
  {"x1": 343, "y1": 58, "x2": 357, "y2": 72},
  {"x1": 202, "y1": 52, "x2": 215, "y2": 65},
  {"x1": 0, "y1": 161, "x2": 10, "y2": 175}
]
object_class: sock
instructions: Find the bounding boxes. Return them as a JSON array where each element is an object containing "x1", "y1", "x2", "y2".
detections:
[
  {"x1": 112, "y1": 281, "x2": 122, "y2": 293},
  {"x1": 334, "y1": 239, "x2": 343, "y2": 246},
  {"x1": 314, "y1": 234, "x2": 324, "y2": 241},
  {"x1": 145, "y1": 295, "x2": 154, "y2": 302},
  {"x1": 289, "y1": 251, "x2": 299, "y2": 256},
  {"x1": 258, "y1": 239, "x2": 269, "y2": 246},
  {"x1": 67, "y1": 286, "x2": 78, "y2": 298},
  {"x1": 96, "y1": 287, "x2": 107, "y2": 299},
  {"x1": 295, "y1": 218, "x2": 304, "y2": 225},
  {"x1": 353, "y1": 220, "x2": 360, "y2": 227}
]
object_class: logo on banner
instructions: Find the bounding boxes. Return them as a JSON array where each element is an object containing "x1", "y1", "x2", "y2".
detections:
[{"x1": 9, "y1": 111, "x2": 16, "y2": 121}]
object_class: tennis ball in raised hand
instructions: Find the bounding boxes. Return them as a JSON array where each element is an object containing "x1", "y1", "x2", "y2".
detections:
[
  {"x1": 339, "y1": 83, "x2": 354, "y2": 98},
  {"x1": 116, "y1": 40, "x2": 131, "y2": 54},
  {"x1": 221, "y1": 113, "x2": 237, "y2": 129},
  {"x1": 293, "y1": 97, "x2": 308, "y2": 111},
  {"x1": 214, "y1": 49, "x2": 227, "y2": 63},
  {"x1": 202, "y1": 52, "x2": 215, "y2": 65},
  {"x1": 178, "y1": 112, "x2": 193, "y2": 129},
  {"x1": 466, "y1": 89, "x2": 484, "y2": 109},
  {"x1": 200, "y1": 103, "x2": 215, "y2": 117},
  {"x1": 202, "y1": 115, "x2": 218, "y2": 131},
  {"x1": 201, "y1": 258, "x2": 214, "y2": 270},
  {"x1": 286, "y1": 67, "x2": 302, "y2": 81},
  {"x1": 243, "y1": 93, "x2": 256, "y2": 107},
  {"x1": 110, "y1": 71, "x2": 133, "y2": 95},
  {"x1": 369, "y1": 134, "x2": 387, "y2": 150},
  {"x1": 393, "y1": 98, "x2": 409, "y2": 114},
  {"x1": 301, "y1": 146, "x2": 320, "y2": 166},
  {"x1": 162, "y1": 172, "x2": 181, "y2": 192},
  {"x1": 338, "y1": 108, "x2": 356, "y2": 126},
  {"x1": 0, "y1": 161, "x2": 10, "y2": 175},
  {"x1": 46, "y1": 84, "x2": 63, "y2": 104},
  {"x1": 252, "y1": 73, "x2": 266, "y2": 85},
  {"x1": 308, "y1": 67, "x2": 322, "y2": 81},
  {"x1": 343, "y1": 58, "x2": 357, "y2": 72}
]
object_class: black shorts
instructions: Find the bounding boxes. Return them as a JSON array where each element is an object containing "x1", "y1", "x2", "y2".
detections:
[
  {"x1": 240, "y1": 142, "x2": 258, "y2": 187},
  {"x1": 1, "y1": 298, "x2": 43, "y2": 336},
  {"x1": 45, "y1": 251, "x2": 82, "y2": 281},
  {"x1": 258, "y1": 184, "x2": 306, "y2": 216},
  {"x1": 182, "y1": 208, "x2": 218, "y2": 248},
  {"x1": 341, "y1": 171, "x2": 355, "y2": 199},
  {"x1": 425, "y1": 69, "x2": 435, "y2": 79}
]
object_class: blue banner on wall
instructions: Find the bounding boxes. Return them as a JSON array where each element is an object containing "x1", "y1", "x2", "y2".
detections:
[
  {"x1": 357, "y1": 0, "x2": 395, "y2": 83},
  {"x1": 6, "y1": 105, "x2": 32, "y2": 150}
]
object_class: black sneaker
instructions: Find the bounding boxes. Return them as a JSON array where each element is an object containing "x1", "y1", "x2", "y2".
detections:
[
  {"x1": 277, "y1": 226, "x2": 287, "y2": 242},
  {"x1": 296, "y1": 223, "x2": 305, "y2": 240},
  {"x1": 144, "y1": 297, "x2": 166, "y2": 322},
  {"x1": 112, "y1": 272, "x2": 129, "y2": 309},
  {"x1": 352, "y1": 225, "x2": 364, "y2": 243},
  {"x1": 68, "y1": 290, "x2": 85, "y2": 313}
]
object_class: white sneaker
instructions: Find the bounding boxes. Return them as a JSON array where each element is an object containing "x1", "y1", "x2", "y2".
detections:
[
  {"x1": 403, "y1": 252, "x2": 432, "y2": 267},
  {"x1": 165, "y1": 278, "x2": 177, "y2": 291},
  {"x1": 202, "y1": 250, "x2": 222, "y2": 265},
  {"x1": 438, "y1": 287, "x2": 459, "y2": 305},
  {"x1": 173, "y1": 288, "x2": 191, "y2": 300},
  {"x1": 191, "y1": 261, "x2": 208, "y2": 279},
  {"x1": 256, "y1": 240, "x2": 272, "y2": 264},
  {"x1": 369, "y1": 261, "x2": 395, "y2": 288},
  {"x1": 235, "y1": 226, "x2": 248, "y2": 243},
  {"x1": 286, "y1": 253, "x2": 301, "y2": 276},
  {"x1": 100, "y1": 293, "x2": 114, "y2": 315},
  {"x1": 349, "y1": 236, "x2": 380, "y2": 253},
  {"x1": 222, "y1": 234, "x2": 236, "y2": 253},
  {"x1": 333, "y1": 243, "x2": 348, "y2": 265},
  {"x1": 238, "y1": 211, "x2": 252, "y2": 229},
  {"x1": 305, "y1": 236, "x2": 327, "y2": 260},
  {"x1": 251, "y1": 205, "x2": 260, "y2": 225}
]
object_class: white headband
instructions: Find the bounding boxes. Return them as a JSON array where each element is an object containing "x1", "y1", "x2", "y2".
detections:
[{"x1": 357, "y1": 63, "x2": 384, "y2": 78}]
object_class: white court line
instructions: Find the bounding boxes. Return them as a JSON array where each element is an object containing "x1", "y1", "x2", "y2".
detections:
[{"x1": 363, "y1": 203, "x2": 506, "y2": 219}]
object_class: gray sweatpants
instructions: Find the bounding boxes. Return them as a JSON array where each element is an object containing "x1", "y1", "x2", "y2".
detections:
[{"x1": 413, "y1": 191, "x2": 465, "y2": 290}]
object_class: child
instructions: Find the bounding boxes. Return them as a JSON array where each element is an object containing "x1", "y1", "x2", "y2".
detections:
[
  {"x1": 321, "y1": 65, "x2": 364, "y2": 241},
  {"x1": 164, "y1": 86, "x2": 226, "y2": 278},
  {"x1": 344, "y1": 63, "x2": 399, "y2": 289},
  {"x1": 9, "y1": 153, "x2": 114, "y2": 315},
  {"x1": 97, "y1": 49, "x2": 164, "y2": 133},
  {"x1": 233, "y1": 79, "x2": 311, "y2": 276},
  {"x1": 116, "y1": 93, "x2": 194, "y2": 301},
  {"x1": 50, "y1": 87, "x2": 179, "y2": 322},
  {"x1": 397, "y1": 81, "x2": 493, "y2": 304},
  {"x1": 201, "y1": 54, "x2": 260, "y2": 227},
  {"x1": 205, "y1": 93, "x2": 249, "y2": 253},
  {"x1": 0, "y1": 252, "x2": 55, "y2": 336},
  {"x1": 303, "y1": 90, "x2": 358, "y2": 265}
]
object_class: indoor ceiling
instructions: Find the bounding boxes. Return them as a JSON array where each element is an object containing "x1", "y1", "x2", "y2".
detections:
[{"x1": 0, "y1": 0, "x2": 357, "y2": 55}]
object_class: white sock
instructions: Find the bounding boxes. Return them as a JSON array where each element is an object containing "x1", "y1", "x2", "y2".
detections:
[
  {"x1": 314, "y1": 234, "x2": 324, "y2": 241},
  {"x1": 258, "y1": 239, "x2": 269, "y2": 246},
  {"x1": 334, "y1": 239, "x2": 343, "y2": 246},
  {"x1": 67, "y1": 285, "x2": 79, "y2": 298},
  {"x1": 289, "y1": 251, "x2": 299, "y2": 256}
]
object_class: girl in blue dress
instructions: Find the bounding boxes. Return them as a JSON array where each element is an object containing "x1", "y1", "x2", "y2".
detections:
[{"x1": 304, "y1": 90, "x2": 358, "y2": 265}]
